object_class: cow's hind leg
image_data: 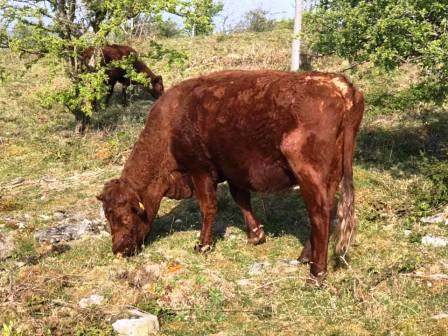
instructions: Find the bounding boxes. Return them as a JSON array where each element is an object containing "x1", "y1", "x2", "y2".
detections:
[
  {"x1": 281, "y1": 131, "x2": 342, "y2": 286},
  {"x1": 228, "y1": 183, "x2": 266, "y2": 245},
  {"x1": 192, "y1": 174, "x2": 217, "y2": 253},
  {"x1": 121, "y1": 82, "x2": 129, "y2": 107},
  {"x1": 105, "y1": 80, "x2": 116, "y2": 106}
]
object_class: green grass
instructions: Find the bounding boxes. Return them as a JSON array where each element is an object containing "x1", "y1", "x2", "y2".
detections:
[{"x1": 1, "y1": 31, "x2": 447, "y2": 335}]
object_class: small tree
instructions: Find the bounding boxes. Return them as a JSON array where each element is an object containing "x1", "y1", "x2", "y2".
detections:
[
  {"x1": 274, "y1": 19, "x2": 294, "y2": 31},
  {"x1": 118, "y1": 15, "x2": 182, "y2": 39},
  {"x1": 0, "y1": 0, "x2": 212, "y2": 131},
  {"x1": 306, "y1": 0, "x2": 448, "y2": 101},
  {"x1": 155, "y1": 18, "x2": 182, "y2": 38},
  {"x1": 238, "y1": 8, "x2": 275, "y2": 33},
  {"x1": 178, "y1": 0, "x2": 224, "y2": 36}
]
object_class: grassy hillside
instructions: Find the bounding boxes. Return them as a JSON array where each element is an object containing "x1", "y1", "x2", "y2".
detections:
[{"x1": 1, "y1": 30, "x2": 447, "y2": 335}]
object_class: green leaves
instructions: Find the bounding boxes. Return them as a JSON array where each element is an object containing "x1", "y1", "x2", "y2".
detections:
[
  {"x1": 144, "y1": 41, "x2": 188, "y2": 69},
  {"x1": 0, "y1": 0, "x2": 219, "y2": 122},
  {"x1": 307, "y1": 0, "x2": 448, "y2": 100},
  {"x1": 183, "y1": 0, "x2": 224, "y2": 36}
]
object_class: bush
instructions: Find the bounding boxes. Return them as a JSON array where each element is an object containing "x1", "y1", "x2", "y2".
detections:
[
  {"x1": 237, "y1": 9, "x2": 275, "y2": 33},
  {"x1": 410, "y1": 157, "x2": 448, "y2": 215},
  {"x1": 420, "y1": 159, "x2": 448, "y2": 208},
  {"x1": 274, "y1": 19, "x2": 294, "y2": 30}
]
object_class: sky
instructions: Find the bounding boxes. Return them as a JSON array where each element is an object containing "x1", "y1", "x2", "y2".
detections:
[{"x1": 214, "y1": 0, "x2": 296, "y2": 31}]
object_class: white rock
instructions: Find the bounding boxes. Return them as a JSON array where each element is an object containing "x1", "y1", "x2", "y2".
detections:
[
  {"x1": 421, "y1": 235, "x2": 448, "y2": 247},
  {"x1": 248, "y1": 261, "x2": 271, "y2": 276},
  {"x1": 112, "y1": 310, "x2": 159, "y2": 336},
  {"x1": 237, "y1": 278, "x2": 251, "y2": 286},
  {"x1": 404, "y1": 230, "x2": 412, "y2": 236},
  {"x1": 277, "y1": 259, "x2": 301, "y2": 267},
  {"x1": 174, "y1": 218, "x2": 183, "y2": 225},
  {"x1": 53, "y1": 212, "x2": 66, "y2": 221},
  {"x1": 15, "y1": 261, "x2": 26, "y2": 268},
  {"x1": 79, "y1": 294, "x2": 104, "y2": 308},
  {"x1": 421, "y1": 213, "x2": 448, "y2": 225},
  {"x1": 289, "y1": 260, "x2": 301, "y2": 266},
  {"x1": 128, "y1": 309, "x2": 157, "y2": 318},
  {"x1": 0, "y1": 233, "x2": 15, "y2": 260},
  {"x1": 431, "y1": 312, "x2": 448, "y2": 320}
]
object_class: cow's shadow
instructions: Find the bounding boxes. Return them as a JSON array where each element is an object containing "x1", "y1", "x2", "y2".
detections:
[
  {"x1": 48, "y1": 85, "x2": 157, "y2": 133},
  {"x1": 90, "y1": 86, "x2": 156, "y2": 130},
  {"x1": 145, "y1": 184, "x2": 312, "y2": 250}
]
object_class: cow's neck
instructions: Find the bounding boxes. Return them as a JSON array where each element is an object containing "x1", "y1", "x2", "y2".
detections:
[{"x1": 120, "y1": 122, "x2": 175, "y2": 196}]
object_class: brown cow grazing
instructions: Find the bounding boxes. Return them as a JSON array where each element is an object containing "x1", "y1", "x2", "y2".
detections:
[
  {"x1": 83, "y1": 44, "x2": 164, "y2": 106},
  {"x1": 97, "y1": 70, "x2": 364, "y2": 285}
]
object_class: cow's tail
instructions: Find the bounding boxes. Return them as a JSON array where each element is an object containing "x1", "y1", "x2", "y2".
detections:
[{"x1": 334, "y1": 84, "x2": 364, "y2": 258}]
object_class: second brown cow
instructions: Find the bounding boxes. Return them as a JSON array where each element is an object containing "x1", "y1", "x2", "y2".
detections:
[
  {"x1": 83, "y1": 44, "x2": 164, "y2": 106},
  {"x1": 98, "y1": 70, "x2": 364, "y2": 285}
]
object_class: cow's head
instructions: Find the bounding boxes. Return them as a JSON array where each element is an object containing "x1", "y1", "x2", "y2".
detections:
[
  {"x1": 97, "y1": 179, "x2": 150, "y2": 256},
  {"x1": 149, "y1": 75, "x2": 164, "y2": 99}
]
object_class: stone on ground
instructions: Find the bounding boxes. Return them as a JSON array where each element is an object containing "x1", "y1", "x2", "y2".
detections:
[
  {"x1": 112, "y1": 310, "x2": 159, "y2": 336},
  {"x1": 421, "y1": 235, "x2": 448, "y2": 247},
  {"x1": 0, "y1": 232, "x2": 15, "y2": 260},
  {"x1": 79, "y1": 294, "x2": 104, "y2": 308}
]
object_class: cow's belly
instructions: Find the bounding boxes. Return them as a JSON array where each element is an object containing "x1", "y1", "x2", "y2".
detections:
[{"x1": 215, "y1": 151, "x2": 297, "y2": 193}]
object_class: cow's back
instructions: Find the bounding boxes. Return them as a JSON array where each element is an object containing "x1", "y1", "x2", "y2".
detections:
[
  {"x1": 82, "y1": 45, "x2": 136, "y2": 67},
  {"x1": 158, "y1": 70, "x2": 356, "y2": 192}
]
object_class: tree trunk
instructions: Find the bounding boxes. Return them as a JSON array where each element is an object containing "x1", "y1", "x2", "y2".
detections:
[{"x1": 291, "y1": 0, "x2": 303, "y2": 71}]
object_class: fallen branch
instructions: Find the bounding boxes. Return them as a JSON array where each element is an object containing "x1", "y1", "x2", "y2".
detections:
[
  {"x1": 126, "y1": 304, "x2": 257, "y2": 314},
  {"x1": 341, "y1": 60, "x2": 368, "y2": 72},
  {"x1": 401, "y1": 272, "x2": 448, "y2": 281}
]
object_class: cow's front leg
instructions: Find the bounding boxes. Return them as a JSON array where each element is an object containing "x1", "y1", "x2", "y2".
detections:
[
  {"x1": 298, "y1": 240, "x2": 311, "y2": 264},
  {"x1": 228, "y1": 183, "x2": 266, "y2": 245},
  {"x1": 192, "y1": 174, "x2": 217, "y2": 253}
]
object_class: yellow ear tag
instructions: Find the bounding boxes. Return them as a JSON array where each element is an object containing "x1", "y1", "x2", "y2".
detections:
[{"x1": 139, "y1": 202, "x2": 145, "y2": 210}]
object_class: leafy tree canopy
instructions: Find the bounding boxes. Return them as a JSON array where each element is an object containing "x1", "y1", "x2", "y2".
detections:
[
  {"x1": 180, "y1": 0, "x2": 223, "y2": 36},
  {"x1": 237, "y1": 8, "x2": 274, "y2": 33},
  {"x1": 0, "y1": 0, "x2": 222, "y2": 129},
  {"x1": 306, "y1": 0, "x2": 448, "y2": 100}
]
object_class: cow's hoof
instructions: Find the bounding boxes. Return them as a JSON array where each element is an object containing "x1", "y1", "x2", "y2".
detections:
[
  {"x1": 247, "y1": 227, "x2": 266, "y2": 245},
  {"x1": 298, "y1": 241, "x2": 311, "y2": 264},
  {"x1": 305, "y1": 271, "x2": 327, "y2": 289},
  {"x1": 297, "y1": 255, "x2": 310, "y2": 264},
  {"x1": 194, "y1": 242, "x2": 212, "y2": 253}
]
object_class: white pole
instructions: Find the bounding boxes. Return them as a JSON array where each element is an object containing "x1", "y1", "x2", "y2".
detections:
[{"x1": 291, "y1": 0, "x2": 303, "y2": 71}]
